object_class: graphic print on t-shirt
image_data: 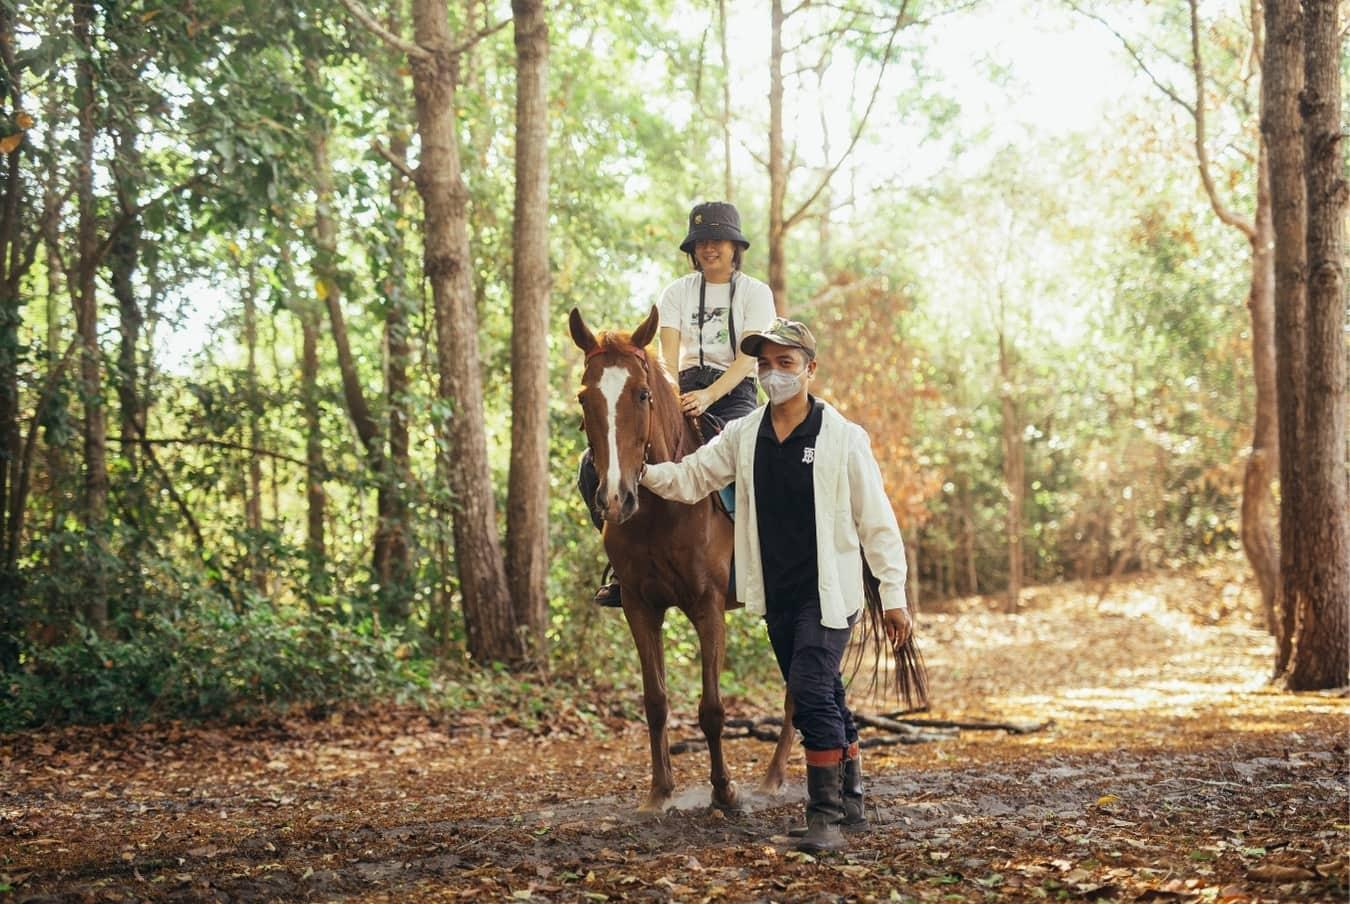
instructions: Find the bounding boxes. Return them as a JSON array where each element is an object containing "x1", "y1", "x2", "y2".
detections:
[{"x1": 691, "y1": 306, "x2": 730, "y2": 349}]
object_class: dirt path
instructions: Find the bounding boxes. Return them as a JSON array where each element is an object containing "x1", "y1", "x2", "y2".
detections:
[{"x1": 3, "y1": 564, "x2": 1346, "y2": 902}]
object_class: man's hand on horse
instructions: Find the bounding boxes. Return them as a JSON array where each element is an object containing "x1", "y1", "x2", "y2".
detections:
[
  {"x1": 680, "y1": 389, "x2": 714, "y2": 417},
  {"x1": 883, "y1": 607, "x2": 913, "y2": 648}
]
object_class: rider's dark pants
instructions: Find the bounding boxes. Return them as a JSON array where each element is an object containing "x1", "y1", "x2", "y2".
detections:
[{"x1": 765, "y1": 596, "x2": 859, "y2": 752}]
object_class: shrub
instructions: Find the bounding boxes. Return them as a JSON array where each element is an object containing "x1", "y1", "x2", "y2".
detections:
[{"x1": 0, "y1": 604, "x2": 426, "y2": 730}]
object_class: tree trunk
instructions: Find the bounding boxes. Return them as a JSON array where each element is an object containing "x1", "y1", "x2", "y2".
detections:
[
  {"x1": 1260, "y1": 0, "x2": 1306, "y2": 676},
  {"x1": 960, "y1": 475, "x2": 978, "y2": 596},
  {"x1": 1285, "y1": 0, "x2": 1348, "y2": 690},
  {"x1": 507, "y1": 0, "x2": 551, "y2": 668},
  {"x1": 767, "y1": 0, "x2": 787, "y2": 314},
  {"x1": 410, "y1": 0, "x2": 521, "y2": 666},
  {"x1": 110, "y1": 107, "x2": 142, "y2": 484},
  {"x1": 718, "y1": 0, "x2": 732, "y2": 202},
  {"x1": 312, "y1": 125, "x2": 406, "y2": 619},
  {"x1": 1241, "y1": 147, "x2": 1280, "y2": 635},
  {"x1": 73, "y1": 0, "x2": 108, "y2": 632},
  {"x1": 377, "y1": 90, "x2": 413, "y2": 625},
  {"x1": 0, "y1": 3, "x2": 25, "y2": 668},
  {"x1": 298, "y1": 296, "x2": 327, "y2": 590},
  {"x1": 243, "y1": 264, "x2": 265, "y2": 593},
  {"x1": 1004, "y1": 329, "x2": 1020, "y2": 612},
  {"x1": 999, "y1": 331, "x2": 1023, "y2": 613}
]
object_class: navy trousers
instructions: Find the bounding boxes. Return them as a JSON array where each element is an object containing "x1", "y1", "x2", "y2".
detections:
[{"x1": 765, "y1": 598, "x2": 859, "y2": 752}]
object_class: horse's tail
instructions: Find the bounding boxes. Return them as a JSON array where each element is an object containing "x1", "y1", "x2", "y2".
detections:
[{"x1": 848, "y1": 557, "x2": 930, "y2": 712}]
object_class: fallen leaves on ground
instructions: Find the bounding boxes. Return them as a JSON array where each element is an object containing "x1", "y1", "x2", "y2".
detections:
[{"x1": 1, "y1": 561, "x2": 1345, "y2": 902}]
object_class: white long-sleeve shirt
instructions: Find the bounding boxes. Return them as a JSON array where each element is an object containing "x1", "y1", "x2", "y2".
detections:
[{"x1": 640, "y1": 401, "x2": 909, "y2": 628}]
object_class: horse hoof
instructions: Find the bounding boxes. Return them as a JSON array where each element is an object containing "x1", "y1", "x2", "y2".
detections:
[
  {"x1": 637, "y1": 794, "x2": 672, "y2": 815},
  {"x1": 754, "y1": 778, "x2": 786, "y2": 797},
  {"x1": 712, "y1": 783, "x2": 742, "y2": 811}
]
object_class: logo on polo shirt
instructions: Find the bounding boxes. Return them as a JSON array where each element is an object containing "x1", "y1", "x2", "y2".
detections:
[{"x1": 802, "y1": 447, "x2": 815, "y2": 464}]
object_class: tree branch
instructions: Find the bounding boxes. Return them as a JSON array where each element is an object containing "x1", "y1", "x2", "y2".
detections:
[
  {"x1": 450, "y1": 17, "x2": 511, "y2": 56},
  {"x1": 5, "y1": 337, "x2": 78, "y2": 568},
  {"x1": 783, "y1": 0, "x2": 911, "y2": 232},
  {"x1": 1068, "y1": 1, "x2": 1195, "y2": 116},
  {"x1": 92, "y1": 173, "x2": 205, "y2": 274},
  {"x1": 107, "y1": 435, "x2": 326, "y2": 475},
  {"x1": 336, "y1": 0, "x2": 432, "y2": 60},
  {"x1": 372, "y1": 139, "x2": 417, "y2": 183},
  {"x1": 1187, "y1": 0, "x2": 1255, "y2": 239}
]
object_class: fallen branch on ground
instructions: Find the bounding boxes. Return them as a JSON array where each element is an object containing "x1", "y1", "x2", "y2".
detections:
[
  {"x1": 669, "y1": 712, "x2": 988, "y2": 755},
  {"x1": 879, "y1": 713, "x2": 1053, "y2": 734}
]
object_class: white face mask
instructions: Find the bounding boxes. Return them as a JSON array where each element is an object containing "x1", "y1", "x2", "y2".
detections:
[{"x1": 760, "y1": 368, "x2": 804, "y2": 405}]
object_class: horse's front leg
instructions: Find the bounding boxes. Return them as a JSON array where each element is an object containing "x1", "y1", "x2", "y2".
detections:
[
  {"x1": 690, "y1": 602, "x2": 740, "y2": 810},
  {"x1": 757, "y1": 690, "x2": 795, "y2": 796},
  {"x1": 623, "y1": 600, "x2": 674, "y2": 814}
]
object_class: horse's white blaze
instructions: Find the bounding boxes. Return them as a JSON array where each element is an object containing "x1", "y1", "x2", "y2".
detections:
[{"x1": 598, "y1": 366, "x2": 630, "y2": 502}]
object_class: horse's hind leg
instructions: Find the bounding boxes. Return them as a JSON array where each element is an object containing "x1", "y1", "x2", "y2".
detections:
[
  {"x1": 624, "y1": 602, "x2": 675, "y2": 814},
  {"x1": 690, "y1": 603, "x2": 739, "y2": 810},
  {"x1": 756, "y1": 690, "x2": 795, "y2": 796}
]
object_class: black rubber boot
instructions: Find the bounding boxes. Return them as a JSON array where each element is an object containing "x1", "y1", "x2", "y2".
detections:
[
  {"x1": 788, "y1": 748, "x2": 866, "y2": 837},
  {"x1": 841, "y1": 745, "x2": 868, "y2": 832},
  {"x1": 795, "y1": 762, "x2": 847, "y2": 853}
]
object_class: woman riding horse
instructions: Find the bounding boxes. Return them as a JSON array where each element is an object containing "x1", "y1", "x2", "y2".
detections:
[{"x1": 578, "y1": 201, "x2": 775, "y2": 606}]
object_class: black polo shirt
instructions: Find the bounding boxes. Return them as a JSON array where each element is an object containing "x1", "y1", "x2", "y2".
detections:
[{"x1": 754, "y1": 397, "x2": 825, "y2": 611}]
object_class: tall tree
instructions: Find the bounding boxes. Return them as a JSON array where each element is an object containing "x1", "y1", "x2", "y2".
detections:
[
  {"x1": 242, "y1": 261, "x2": 265, "y2": 593},
  {"x1": 310, "y1": 120, "x2": 408, "y2": 620},
  {"x1": 717, "y1": 0, "x2": 732, "y2": 202},
  {"x1": 340, "y1": 0, "x2": 523, "y2": 665},
  {"x1": 764, "y1": 0, "x2": 910, "y2": 312},
  {"x1": 72, "y1": 0, "x2": 109, "y2": 631},
  {"x1": 1260, "y1": 0, "x2": 1306, "y2": 676},
  {"x1": 507, "y1": 0, "x2": 551, "y2": 666},
  {"x1": 1283, "y1": 0, "x2": 1347, "y2": 690},
  {"x1": 1073, "y1": 0, "x2": 1280, "y2": 633},
  {"x1": 376, "y1": 44, "x2": 415, "y2": 627},
  {"x1": 0, "y1": 0, "x2": 43, "y2": 668},
  {"x1": 998, "y1": 326, "x2": 1023, "y2": 613}
]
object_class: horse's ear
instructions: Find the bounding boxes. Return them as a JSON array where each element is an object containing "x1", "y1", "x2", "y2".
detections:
[
  {"x1": 631, "y1": 305, "x2": 660, "y2": 351},
  {"x1": 569, "y1": 307, "x2": 597, "y2": 353}
]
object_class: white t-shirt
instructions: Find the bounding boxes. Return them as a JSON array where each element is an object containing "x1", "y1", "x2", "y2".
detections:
[{"x1": 657, "y1": 272, "x2": 777, "y2": 372}]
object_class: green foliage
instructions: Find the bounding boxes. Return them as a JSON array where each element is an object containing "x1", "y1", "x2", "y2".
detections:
[
  {"x1": 1, "y1": 604, "x2": 424, "y2": 731},
  {"x1": 0, "y1": 0, "x2": 1274, "y2": 729}
]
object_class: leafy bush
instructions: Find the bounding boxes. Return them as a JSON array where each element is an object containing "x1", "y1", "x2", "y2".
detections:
[{"x1": 0, "y1": 605, "x2": 426, "y2": 730}]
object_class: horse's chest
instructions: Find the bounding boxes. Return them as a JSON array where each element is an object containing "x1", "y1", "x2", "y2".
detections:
[{"x1": 605, "y1": 535, "x2": 714, "y2": 608}]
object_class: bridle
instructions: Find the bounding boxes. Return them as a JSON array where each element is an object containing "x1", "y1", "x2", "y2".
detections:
[
  {"x1": 582, "y1": 342, "x2": 699, "y2": 467},
  {"x1": 584, "y1": 343, "x2": 657, "y2": 468}
]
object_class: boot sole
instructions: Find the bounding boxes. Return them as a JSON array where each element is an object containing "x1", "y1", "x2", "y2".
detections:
[{"x1": 794, "y1": 840, "x2": 847, "y2": 853}]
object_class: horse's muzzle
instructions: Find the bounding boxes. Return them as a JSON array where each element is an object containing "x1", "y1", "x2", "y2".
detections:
[{"x1": 597, "y1": 484, "x2": 640, "y2": 525}]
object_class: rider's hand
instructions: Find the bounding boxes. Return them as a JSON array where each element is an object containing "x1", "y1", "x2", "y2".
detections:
[
  {"x1": 680, "y1": 389, "x2": 714, "y2": 417},
  {"x1": 883, "y1": 607, "x2": 913, "y2": 648}
]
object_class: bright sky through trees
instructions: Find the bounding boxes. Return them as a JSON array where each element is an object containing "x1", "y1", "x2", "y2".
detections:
[{"x1": 156, "y1": 0, "x2": 1152, "y2": 371}]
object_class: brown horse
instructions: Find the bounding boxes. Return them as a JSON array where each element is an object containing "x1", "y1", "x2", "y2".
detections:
[{"x1": 569, "y1": 304, "x2": 795, "y2": 813}]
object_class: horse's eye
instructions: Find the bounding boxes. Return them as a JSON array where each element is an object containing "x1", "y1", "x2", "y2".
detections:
[{"x1": 638, "y1": 388, "x2": 651, "y2": 402}]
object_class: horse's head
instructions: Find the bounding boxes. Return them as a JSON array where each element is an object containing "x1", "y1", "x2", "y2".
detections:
[{"x1": 570, "y1": 305, "x2": 662, "y2": 525}]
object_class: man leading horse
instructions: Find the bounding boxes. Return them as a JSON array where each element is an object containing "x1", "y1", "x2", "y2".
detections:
[{"x1": 639, "y1": 317, "x2": 914, "y2": 853}]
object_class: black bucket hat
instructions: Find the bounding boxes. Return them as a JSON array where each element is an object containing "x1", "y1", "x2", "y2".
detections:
[{"x1": 679, "y1": 201, "x2": 751, "y2": 253}]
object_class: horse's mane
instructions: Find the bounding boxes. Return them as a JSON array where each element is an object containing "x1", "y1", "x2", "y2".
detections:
[{"x1": 594, "y1": 329, "x2": 697, "y2": 463}]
